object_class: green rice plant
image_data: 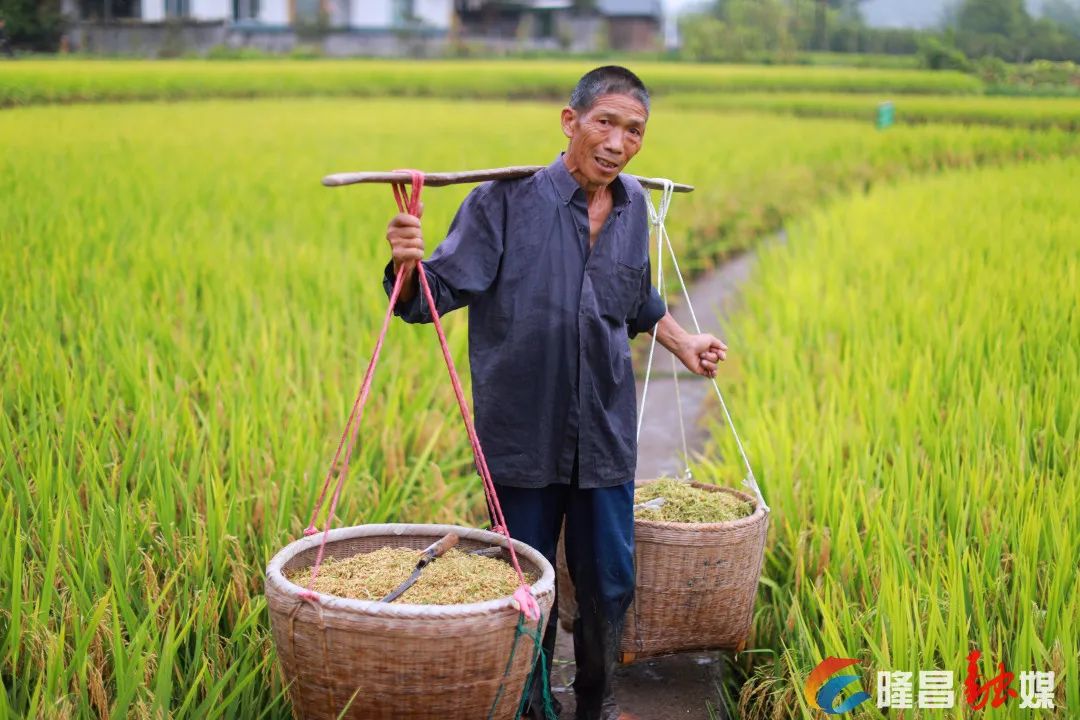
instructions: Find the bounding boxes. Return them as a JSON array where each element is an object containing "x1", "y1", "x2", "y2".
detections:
[
  {"x1": 799, "y1": 52, "x2": 924, "y2": 70},
  {"x1": 666, "y1": 91, "x2": 1080, "y2": 131},
  {"x1": 695, "y1": 158, "x2": 1080, "y2": 718},
  {"x1": 0, "y1": 58, "x2": 984, "y2": 109},
  {"x1": 0, "y1": 96, "x2": 1076, "y2": 717}
]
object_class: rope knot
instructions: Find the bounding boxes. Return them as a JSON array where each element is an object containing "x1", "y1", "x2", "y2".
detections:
[
  {"x1": 511, "y1": 585, "x2": 541, "y2": 622},
  {"x1": 645, "y1": 177, "x2": 675, "y2": 227}
]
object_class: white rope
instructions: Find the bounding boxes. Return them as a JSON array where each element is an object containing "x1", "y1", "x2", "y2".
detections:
[
  {"x1": 670, "y1": 351, "x2": 691, "y2": 479},
  {"x1": 640, "y1": 179, "x2": 769, "y2": 513},
  {"x1": 636, "y1": 179, "x2": 673, "y2": 444},
  {"x1": 640, "y1": 179, "x2": 688, "y2": 477}
]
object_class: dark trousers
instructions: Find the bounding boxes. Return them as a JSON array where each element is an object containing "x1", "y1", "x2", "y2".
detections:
[{"x1": 493, "y1": 452, "x2": 635, "y2": 720}]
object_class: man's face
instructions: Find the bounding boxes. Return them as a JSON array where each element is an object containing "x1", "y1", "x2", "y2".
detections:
[{"x1": 561, "y1": 93, "x2": 648, "y2": 188}]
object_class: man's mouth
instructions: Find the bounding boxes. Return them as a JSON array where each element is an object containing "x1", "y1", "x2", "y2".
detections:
[{"x1": 595, "y1": 156, "x2": 619, "y2": 173}]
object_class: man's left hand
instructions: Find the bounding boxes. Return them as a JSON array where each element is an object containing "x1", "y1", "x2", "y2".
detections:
[{"x1": 677, "y1": 333, "x2": 727, "y2": 378}]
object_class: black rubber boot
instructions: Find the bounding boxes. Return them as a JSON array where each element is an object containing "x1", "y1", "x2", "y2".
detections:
[{"x1": 571, "y1": 610, "x2": 623, "y2": 720}]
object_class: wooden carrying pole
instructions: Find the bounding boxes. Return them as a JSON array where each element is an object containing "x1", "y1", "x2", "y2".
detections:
[{"x1": 322, "y1": 166, "x2": 694, "y2": 193}]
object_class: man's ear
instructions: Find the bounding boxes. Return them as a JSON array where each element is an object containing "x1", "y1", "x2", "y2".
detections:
[{"x1": 561, "y1": 106, "x2": 576, "y2": 140}]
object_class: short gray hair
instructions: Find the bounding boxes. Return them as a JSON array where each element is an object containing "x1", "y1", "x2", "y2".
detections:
[{"x1": 569, "y1": 65, "x2": 650, "y2": 115}]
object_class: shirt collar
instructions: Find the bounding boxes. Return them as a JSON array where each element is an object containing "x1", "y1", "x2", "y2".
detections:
[{"x1": 548, "y1": 153, "x2": 632, "y2": 209}]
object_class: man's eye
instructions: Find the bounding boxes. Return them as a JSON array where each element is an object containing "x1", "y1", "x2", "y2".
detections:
[{"x1": 598, "y1": 118, "x2": 609, "y2": 125}]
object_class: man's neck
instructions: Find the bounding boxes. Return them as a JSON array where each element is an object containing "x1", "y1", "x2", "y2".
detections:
[{"x1": 562, "y1": 153, "x2": 610, "y2": 205}]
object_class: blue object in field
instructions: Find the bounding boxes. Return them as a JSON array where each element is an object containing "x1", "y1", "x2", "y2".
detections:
[{"x1": 876, "y1": 101, "x2": 896, "y2": 130}]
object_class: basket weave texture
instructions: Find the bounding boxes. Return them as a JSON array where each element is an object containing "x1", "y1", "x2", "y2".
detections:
[
  {"x1": 266, "y1": 523, "x2": 555, "y2": 720},
  {"x1": 557, "y1": 482, "x2": 768, "y2": 658}
]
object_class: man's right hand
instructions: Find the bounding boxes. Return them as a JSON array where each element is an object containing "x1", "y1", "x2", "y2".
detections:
[{"x1": 387, "y1": 206, "x2": 424, "y2": 274}]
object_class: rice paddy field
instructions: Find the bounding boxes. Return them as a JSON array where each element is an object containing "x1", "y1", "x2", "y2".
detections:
[
  {"x1": 695, "y1": 158, "x2": 1079, "y2": 718},
  {"x1": 0, "y1": 59, "x2": 983, "y2": 108},
  {"x1": 669, "y1": 91, "x2": 1080, "y2": 130},
  {"x1": 1, "y1": 60, "x2": 1077, "y2": 718}
]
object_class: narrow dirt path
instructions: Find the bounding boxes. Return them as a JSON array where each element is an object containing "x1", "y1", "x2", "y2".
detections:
[{"x1": 550, "y1": 240, "x2": 772, "y2": 719}]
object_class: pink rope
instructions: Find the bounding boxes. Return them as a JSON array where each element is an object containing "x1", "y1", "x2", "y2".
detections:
[{"x1": 301, "y1": 169, "x2": 539, "y2": 621}]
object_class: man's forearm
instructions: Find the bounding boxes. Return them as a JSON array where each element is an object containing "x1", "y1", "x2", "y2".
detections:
[
  {"x1": 391, "y1": 259, "x2": 421, "y2": 303},
  {"x1": 649, "y1": 311, "x2": 690, "y2": 357}
]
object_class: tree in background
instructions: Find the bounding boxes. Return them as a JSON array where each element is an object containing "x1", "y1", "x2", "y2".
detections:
[
  {"x1": 1042, "y1": 0, "x2": 1080, "y2": 37},
  {"x1": 812, "y1": 0, "x2": 864, "y2": 50},
  {"x1": 678, "y1": 0, "x2": 1080, "y2": 63},
  {"x1": 727, "y1": 0, "x2": 798, "y2": 60},
  {"x1": 678, "y1": 12, "x2": 728, "y2": 61},
  {"x1": 679, "y1": 0, "x2": 810, "y2": 61},
  {"x1": 0, "y1": 0, "x2": 64, "y2": 51},
  {"x1": 678, "y1": 0, "x2": 918, "y2": 61},
  {"x1": 947, "y1": 0, "x2": 1080, "y2": 60},
  {"x1": 955, "y1": 0, "x2": 1028, "y2": 37},
  {"x1": 678, "y1": 0, "x2": 774, "y2": 61}
]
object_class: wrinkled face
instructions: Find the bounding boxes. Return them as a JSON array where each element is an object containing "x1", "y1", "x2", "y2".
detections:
[{"x1": 561, "y1": 93, "x2": 648, "y2": 188}]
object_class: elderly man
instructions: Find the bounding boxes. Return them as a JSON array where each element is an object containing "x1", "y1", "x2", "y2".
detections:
[{"x1": 383, "y1": 66, "x2": 726, "y2": 720}]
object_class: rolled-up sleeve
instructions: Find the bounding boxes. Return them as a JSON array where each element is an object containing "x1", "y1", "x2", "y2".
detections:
[
  {"x1": 626, "y1": 257, "x2": 666, "y2": 339},
  {"x1": 381, "y1": 183, "x2": 504, "y2": 324}
]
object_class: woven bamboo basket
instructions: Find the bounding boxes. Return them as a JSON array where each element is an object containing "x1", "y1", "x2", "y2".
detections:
[
  {"x1": 266, "y1": 523, "x2": 556, "y2": 720},
  {"x1": 557, "y1": 481, "x2": 768, "y2": 661}
]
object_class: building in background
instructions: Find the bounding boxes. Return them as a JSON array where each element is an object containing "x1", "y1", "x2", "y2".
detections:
[
  {"x1": 455, "y1": 0, "x2": 662, "y2": 53},
  {"x1": 65, "y1": 0, "x2": 452, "y2": 28},
  {"x1": 597, "y1": 0, "x2": 661, "y2": 51},
  {"x1": 61, "y1": 0, "x2": 663, "y2": 55},
  {"x1": 62, "y1": 0, "x2": 453, "y2": 54},
  {"x1": 455, "y1": 0, "x2": 573, "y2": 42}
]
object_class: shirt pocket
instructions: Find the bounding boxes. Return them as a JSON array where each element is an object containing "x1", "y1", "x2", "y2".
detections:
[{"x1": 595, "y1": 260, "x2": 645, "y2": 322}]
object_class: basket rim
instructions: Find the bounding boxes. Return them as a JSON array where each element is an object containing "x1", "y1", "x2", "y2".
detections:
[
  {"x1": 266, "y1": 523, "x2": 555, "y2": 619},
  {"x1": 632, "y1": 479, "x2": 770, "y2": 530}
]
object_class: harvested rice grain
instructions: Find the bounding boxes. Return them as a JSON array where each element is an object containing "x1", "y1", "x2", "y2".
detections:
[
  {"x1": 634, "y1": 479, "x2": 754, "y2": 523},
  {"x1": 285, "y1": 546, "x2": 535, "y2": 605}
]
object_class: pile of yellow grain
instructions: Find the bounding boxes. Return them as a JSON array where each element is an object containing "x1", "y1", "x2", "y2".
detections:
[
  {"x1": 285, "y1": 546, "x2": 533, "y2": 605},
  {"x1": 634, "y1": 479, "x2": 754, "y2": 523}
]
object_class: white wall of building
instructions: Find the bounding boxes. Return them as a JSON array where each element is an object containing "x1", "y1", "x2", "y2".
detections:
[
  {"x1": 133, "y1": 0, "x2": 449, "y2": 29},
  {"x1": 414, "y1": 0, "x2": 451, "y2": 29},
  {"x1": 181, "y1": 0, "x2": 290, "y2": 24},
  {"x1": 189, "y1": 0, "x2": 230, "y2": 20},
  {"x1": 141, "y1": 0, "x2": 165, "y2": 21},
  {"x1": 259, "y1": 0, "x2": 290, "y2": 25},
  {"x1": 350, "y1": 0, "x2": 393, "y2": 27},
  {"x1": 350, "y1": 0, "x2": 450, "y2": 29}
]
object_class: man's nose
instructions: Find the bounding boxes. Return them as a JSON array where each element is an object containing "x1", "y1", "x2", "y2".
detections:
[{"x1": 603, "y1": 129, "x2": 625, "y2": 154}]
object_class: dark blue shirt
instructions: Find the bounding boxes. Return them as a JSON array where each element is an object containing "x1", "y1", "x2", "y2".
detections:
[{"x1": 382, "y1": 155, "x2": 666, "y2": 489}]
